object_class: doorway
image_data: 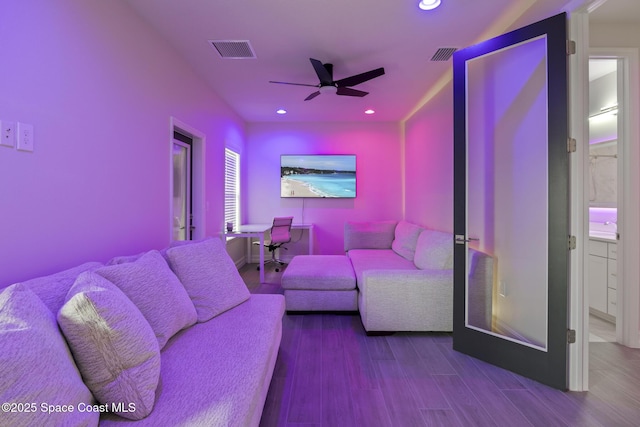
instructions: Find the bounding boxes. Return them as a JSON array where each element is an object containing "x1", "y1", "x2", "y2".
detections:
[
  {"x1": 569, "y1": 2, "x2": 640, "y2": 390},
  {"x1": 587, "y1": 58, "x2": 618, "y2": 343},
  {"x1": 172, "y1": 133, "x2": 192, "y2": 241},
  {"x1": 169, "y1": 117, "x2": 206, "y2": 242}
]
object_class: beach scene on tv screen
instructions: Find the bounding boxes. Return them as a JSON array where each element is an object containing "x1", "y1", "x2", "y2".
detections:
[{"x1": 281, "y1": 155, "x2": 356, "y2": 198}]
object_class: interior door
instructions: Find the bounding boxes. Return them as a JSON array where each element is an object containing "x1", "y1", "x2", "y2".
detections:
[
  {"x1": 172, "y1": 139, "x2": 191, "y2": 241},
  {"x1": 453, "y1": 13, "x2": 570, "y2": 389}
]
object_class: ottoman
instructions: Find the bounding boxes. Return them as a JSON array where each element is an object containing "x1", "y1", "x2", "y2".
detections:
[{"x1": 281, "y1": 255, "x2": 358, "y2": 312}]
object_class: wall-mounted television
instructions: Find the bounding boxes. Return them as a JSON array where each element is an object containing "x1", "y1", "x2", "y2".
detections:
[{"x1": 281, "y1": 155, "x2": 356, "y2": 198}]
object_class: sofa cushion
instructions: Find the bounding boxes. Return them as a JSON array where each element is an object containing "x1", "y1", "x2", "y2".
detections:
[
  {"x1": 344, "y1": 221, "x2": 396, "y2": 251},
  {"x1": 98, "y1": 294, "x2": 286, "y2": 427},
  {"x1": 166, "y1": 238, "x2": 250, "y2": 322},
  {"x1": 96, "y1": 250, "x2": 197, "y2": 349},
  {"x1": 413, "y1": 230, "x2": 454, "y2": 270},
  {"x1": 19, "y1": 261, "x2": 103, "y2": 315},
  {"x1": 0, "y1": 284, "x2": 98, "y2": 427},
  {"x1": 58, "y1": 272, "x2": 161, "y2": 420},
  {"x1": 391, "y1": 221, "x2": 424, "y2": 261},
  {"x1": 347, "y1": 249, "x2": 417, "y2": 286}
]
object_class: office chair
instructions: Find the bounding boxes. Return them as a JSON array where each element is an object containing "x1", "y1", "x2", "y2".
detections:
[{"x1": 255, "y1": 216, "x2": 293, "y2": 272}]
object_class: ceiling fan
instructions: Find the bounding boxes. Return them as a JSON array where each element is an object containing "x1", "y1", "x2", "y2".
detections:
[{"x1": 269, "y1": 58, "x2": 385, "y2": 101}]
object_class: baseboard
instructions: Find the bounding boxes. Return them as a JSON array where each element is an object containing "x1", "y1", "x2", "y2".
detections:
[
  {"x1": 233, "y1": 256, "x2": 247, "y2": 269},
  {"x1": 589, "y1": 307, "x2": 616, "y2": 324}
]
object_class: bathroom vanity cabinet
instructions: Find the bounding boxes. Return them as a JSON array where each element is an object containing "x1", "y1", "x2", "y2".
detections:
[{"x1": 589, "y1": 238, "x2": 617, "y2": 319}]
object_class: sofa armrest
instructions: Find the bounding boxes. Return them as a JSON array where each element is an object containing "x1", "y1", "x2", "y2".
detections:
[{"x1": 359, "y1": 269, "x2": 453, "y2": 332}]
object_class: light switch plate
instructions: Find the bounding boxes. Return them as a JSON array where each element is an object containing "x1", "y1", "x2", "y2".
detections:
[
  {"x1": 0, "y1": 120, "x2": 16, "y2": 148},
  {"x1": 17, "y1": 122, "x2": 34, "y2": 152}
]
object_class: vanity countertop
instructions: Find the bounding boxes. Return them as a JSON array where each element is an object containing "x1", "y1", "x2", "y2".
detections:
[
  {"x1": 589, "y1": 231, "x2": 616, "y2": 242},
  {"x1": 589, "y1": 221, "x2": 617, "y2": 243}
]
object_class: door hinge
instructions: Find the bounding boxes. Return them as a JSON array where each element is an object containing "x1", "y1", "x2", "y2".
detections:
[
  {"x1": 568, "y1": 235, "x2": 576, "y2": 250},
  {"x1": 567, "y1": 138, "x2": 576, "y2": 153},
  {"x1": 567, "y1": 40, "x2": 576, "y2": 55},
  {"x1": 617, "y1": 232, "x2": 620, "y2": 241},
  {"x1": 568, "y1": 329, "x2": 576, "y2": 344}
]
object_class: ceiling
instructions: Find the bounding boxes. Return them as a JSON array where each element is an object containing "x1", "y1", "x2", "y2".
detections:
[{"x1": 124, "y1": 0, "x2": 636, "y2": 123}]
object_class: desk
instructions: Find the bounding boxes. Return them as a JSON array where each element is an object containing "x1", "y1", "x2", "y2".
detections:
[{"x1": 225, "y1": 223, "x2": 314, "y2": 283}]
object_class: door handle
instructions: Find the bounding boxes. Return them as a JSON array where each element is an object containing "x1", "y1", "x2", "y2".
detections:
[{"x1": 455, "y1": 234, "x2": 479, "y2": 245}]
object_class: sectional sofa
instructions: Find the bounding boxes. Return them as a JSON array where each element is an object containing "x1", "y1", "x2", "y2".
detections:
[
  {"x1": 344, "y1": 220, "x2": 493, "y2": 333},
  {"x1": 0, "y1": 238, "x2": 284, "y2": 426}
]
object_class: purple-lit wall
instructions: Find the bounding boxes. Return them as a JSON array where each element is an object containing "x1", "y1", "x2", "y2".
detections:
[
  {"x1": 0, "y1": 1, "x2": 245, "y2": 286},
  {"x1": 404, "y1": 83, "x2": 454, "y2": 232},
  {"x1": 245, "y1": 122, "x2": 402, "y2": 255}
]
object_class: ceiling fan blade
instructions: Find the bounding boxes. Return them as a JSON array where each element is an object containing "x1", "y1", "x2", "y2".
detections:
[
  {"x1": 310, "y1": 58, "x2": 333, "y2": 85},
  {"x1": 336, "y1": 87, "x2": 368, "y2": 97},
  {"x1": 334, "y1": 67, "x2": 385, "y2": 87},
  {"x1": 304, "y1": 91, "x2": 321, "y2": 101},
  {"x1": 269, "y1": 81, "x2": 318, "y2": 87}
]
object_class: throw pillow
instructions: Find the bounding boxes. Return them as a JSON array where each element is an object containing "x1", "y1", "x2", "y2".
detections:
[
  {"x1": 391, "y1": 220, "x2": 424, "y2": 261},
  {"x1": 0, "y1": 284, "x2": 98, "y2": 427},
  {"x1": 96, "y1": 250, "x2": 197, "y2": 349},
  {"x1": 58, "y1": 272, "x2": 161, "y2": 420},
  {"x1": 344, "y1": 221, "x2": 397, "y2": 251},
  {"x1": 414, "y1": 230, "x2": 454, "y2": 270},
  {"x1": 166, "y1": 238, "x2": 250, "y2": 322}
]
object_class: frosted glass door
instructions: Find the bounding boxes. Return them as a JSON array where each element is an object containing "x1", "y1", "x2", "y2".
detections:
[
  {"x1": 452, "y1": 13, "x2": 570, "y2": 390},
  {"x1": 465, "y1": 36, "x2": 549, "y2": 350}
]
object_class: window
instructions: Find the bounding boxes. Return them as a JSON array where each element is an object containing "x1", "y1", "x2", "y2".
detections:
[{"x1": 224, "y1": 148, "x2": 240, "y2": 231}]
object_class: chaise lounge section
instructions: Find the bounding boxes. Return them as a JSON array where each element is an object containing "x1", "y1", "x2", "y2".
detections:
[
  {"x1": 281, "y1": 254, "x2": 358, "y2": 312},
  {"x1": 345, "y1": 220, "x2": 455, "y2": 333}
]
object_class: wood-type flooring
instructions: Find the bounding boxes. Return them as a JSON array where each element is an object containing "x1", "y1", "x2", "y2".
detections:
[{"x1": 238, "y1": 264, "x2": 640, "y2": 427}]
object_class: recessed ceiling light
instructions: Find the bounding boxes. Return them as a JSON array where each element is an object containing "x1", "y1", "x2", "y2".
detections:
[
  {"x1": 276, "y1": 109, "x2": 287, "y2": 115},
  {"x1": 364, "y1": 109, "x2": 375, "y2": 115},
  {"x1": 418, "y1": 0, "x2": 441, "y2": 11}
]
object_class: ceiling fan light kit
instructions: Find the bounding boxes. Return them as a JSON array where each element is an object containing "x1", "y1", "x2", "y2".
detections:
[
  {"x1": 319, "y1": 85, "x2": 338, "y2": 95},
  {"x1": 270, "y1": 58, "x2": 385, "y2": 101},
  {"x1": 419, "y1": 0, "x2": 441, "y2": 11}
]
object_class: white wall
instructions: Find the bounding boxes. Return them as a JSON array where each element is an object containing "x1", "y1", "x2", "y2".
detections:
[
  {"x1": 245, "y1": 122, "x2": 403, "y2": 256},
  {"x1": 0, "y1": 0, "x2": 245, "y2": 286},
  {"x1": 403, "y1": 82, "x2": 454, "y2": 232}
]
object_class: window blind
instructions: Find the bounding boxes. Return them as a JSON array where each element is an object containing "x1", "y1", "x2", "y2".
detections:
[{"x1": 224, "y1": 148, "x2": 240, "y2": 231}]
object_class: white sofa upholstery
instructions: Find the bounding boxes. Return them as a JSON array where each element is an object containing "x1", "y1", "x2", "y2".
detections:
[
  {"x1": 345, "y1": 220, "x2": 493, "y2": 334},
  {"x1": 0, "y1": 238, "x2": 284, "y2": 427}
]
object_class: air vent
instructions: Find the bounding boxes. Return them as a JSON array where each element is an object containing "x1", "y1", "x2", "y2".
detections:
[
  {"x1": 209, "y1": 40, "x2": 256, "y2": 59},
  {"x1": 430, "y1": 47, "x2": 457, "y2": 62}
]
